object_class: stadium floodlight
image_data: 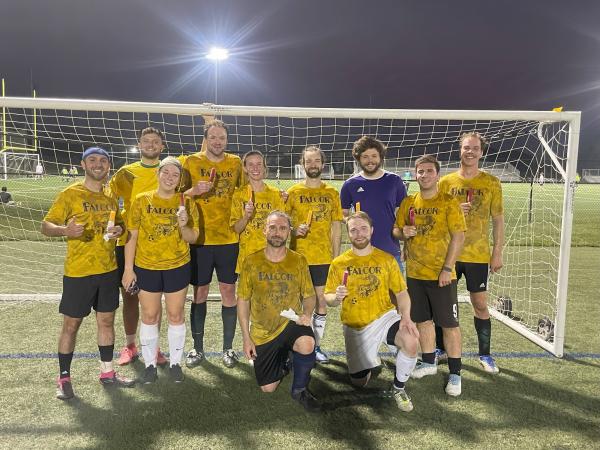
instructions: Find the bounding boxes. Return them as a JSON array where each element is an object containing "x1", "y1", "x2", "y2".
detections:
[
  {"x1": 129, "y1": 146, "x2": 139, "y2": 154},
  {"x1": 205, "y1": 47, "x2": 229, "y2": 103}
]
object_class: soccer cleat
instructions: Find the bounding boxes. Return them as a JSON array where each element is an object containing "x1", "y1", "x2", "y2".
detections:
[
  {"x1": 445, "y1": 373, "x2": 462, "y2": 397},
  {"x1": 315, "y1": 346, "x2": 330, "y2": 364},
  {"x1": 185, "y1": 349, "x2": 204, "y2": 368},
  {"x1": 117, "y1": 344, "x2": 138, "y2": 366},
  {"x1": 56, "y1": 377, "x2": 74, "y2": 400},
  {"x1": 169, "y1": 364, "x2": 184, "y2": 383},
  {"x1": 390, "y1": 385, "x2": 414, "y2": 412},
  {"x1": 411, "y1": 361, "x2": 437, "y2": 379},
  {"x1": 142, "y1": 365, "x2": 158, "y2": 384},
  {"x1": 479, "y1": 355, "x2": 500, "y2": 374},
  {"x1": 434, "y1": 348, "x2": 448, "y2": 364},
  {"x1": 156, "y1": 348, "x2": 169, "y2": 367},
  {"x1": 222, "y1": 349, "x2": 239, "y2": 368},
  {"x1": 99, "y1": 370, "x2": 136, "y2": 388},
  {"x1": 291, "y1": 389, "x2": 321, "y2": 413}
]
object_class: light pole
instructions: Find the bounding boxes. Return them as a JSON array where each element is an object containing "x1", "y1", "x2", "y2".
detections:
[{"x1": 206, "y1": 47, "x2": 229, "y2": 103}]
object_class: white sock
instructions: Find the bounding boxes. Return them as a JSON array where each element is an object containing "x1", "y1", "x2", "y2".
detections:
[
  {"x1": 312, "y1": 312, "x2": 326, "y2": 347},
  {"x1": 126, "y1": 334, "x2": 136, "y2": 346},
  {"x1": 100, "y1": 361, "x2": 114, "y2": 373},
  {"x1": 396, "y1": 350, "x2": 417, "y2": 383},
  {"x1": 140, "y1": 322, "x2": 159, "y2": 368},
  {"x1": 168, "y1": 323, "x2": 186, "y2": 367}
]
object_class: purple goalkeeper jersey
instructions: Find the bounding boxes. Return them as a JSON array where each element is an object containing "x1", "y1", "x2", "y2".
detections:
[{"x1": 340, "y1": 171, "x2": 407, "y2": 257}]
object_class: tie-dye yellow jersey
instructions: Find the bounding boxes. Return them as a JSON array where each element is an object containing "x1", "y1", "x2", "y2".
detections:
[
  {"x1": 438, "y1": 171, "x2": 503, "y2": 264},
  {"x1": 127, "y1": 191, "x2": 199, "y2": 270},
  {"x1": 237, "y1": 249, "x2": 314, "y2": 345},
  {"x1": 182, "y1": 152, "x2": 242, "y2": 245},
  {"x1": 107, "y1": 161, "x2": 160, "y2": 246},
  {"x1": 396, "y1": 192, "x2": 466, "y2": 281},
  {"x1": 286, "y1": 182, "x2": 343, "y2": 265},
  {"x1": 325, "y1": 247, "x2": 406, "y2": 329},
  {"x1": 230, "y1": 183, "x2": 286, "y2": 273},
  {"x1": 44, "y1": 182, "x2": 122, "y2": 277}
]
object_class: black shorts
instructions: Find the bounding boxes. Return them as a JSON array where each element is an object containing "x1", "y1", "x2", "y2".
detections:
[
  {"x1": 190, "y1": 243, "x2": 239, "y2": 286},
  {"x1": 254, "y1": 322, "x2": 315, "y2": 387},
  {"x1": 407, "y1": 277, "x2": 459, "y2": 328},
  {"x1": 115, "y1": 245, "x2": 125, "y2": 280},
  {"x1": 135, "y1": 262, "x2": 191, "y2": 293},
  {"x1": 456, "y1": 261, "x2": 489, "y2": 293},
  {"x1": 60, "y1": 270, "x2": 120, "y2": 318},
  {"x1": 309, "y1": 264, "x2": 329, "y2": 287}
]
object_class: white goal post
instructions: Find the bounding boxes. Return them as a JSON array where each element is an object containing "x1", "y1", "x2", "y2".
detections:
[{"x1": 0, "y1": 96, "x2": 581, "y2": 357}]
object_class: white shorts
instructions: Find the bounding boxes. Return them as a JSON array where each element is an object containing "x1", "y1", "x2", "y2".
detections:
[{"x1": 343, "y1": 309, "x2": 401, "y2": 374}]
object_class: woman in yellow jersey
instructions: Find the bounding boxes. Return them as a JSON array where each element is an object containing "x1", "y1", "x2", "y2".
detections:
[{"x1": 122, "y1": 157, "x2": 199, "y2": 384}]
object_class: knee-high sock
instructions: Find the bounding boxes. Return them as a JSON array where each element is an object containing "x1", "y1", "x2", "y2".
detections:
[
  {"x1": 435, "y1": 324, "x2": 445, "y2": 351},
  {"x1": 312, "y1": 312, "x2": 326, "y2": 347},
  {"x1": 168, "y1": 323, "x2": 186, "y2": 367},
  {"x1": 140, "y1": 322, "x2": 159, "y2": 368},
  {"x1": 474, "y1": 316, "x2": 492, "y2": 356},
  {"x1": 222, "y1": 305, "x2": 237, "y2": 351},
  {"x1": 190, "y1": 302, "x2": 207, "y2": 352},
  {"x1": 291, "y1": 351, "x2": 316, "y2": 394},
  {"x1": 394, "y1": 350, "x2": 417, "y2": 388}
]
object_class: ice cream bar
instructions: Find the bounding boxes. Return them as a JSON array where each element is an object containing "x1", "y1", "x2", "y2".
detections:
[
  {"x1": 178, "y1": 193, "x2": 185, "y2": 212},
  {"x1": 467, "y1": 188, "x2": 474, "y2": 203},
  {"x1": 306, "y1": 210, "x2": 313, "y2": 225},
  {"x1": 103, "y1": 210, "x2": 117, "y2": 241},
  {"x1": 209, "y1": 167, "x2": 216, "y2": 182},
  {"x1": 355, "y1": 202, "x2": 361, "y2": 212},
  {"x1": 409, "y1": 206, "x2": 415, "y2": 226},
  {"x1": 342, "y1": 270, "x2": 349, "y2": 286},
  {"x1": 247, "y1": 185, "x2": 253, "y2": 202}
]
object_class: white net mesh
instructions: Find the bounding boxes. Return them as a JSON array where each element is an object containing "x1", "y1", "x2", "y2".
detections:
[{"x1": 0, "y1": 98, "x2": 580, "y2": 355}]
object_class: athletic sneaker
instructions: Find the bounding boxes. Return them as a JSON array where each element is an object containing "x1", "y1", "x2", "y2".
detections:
[
  {"x1": 291, "y1": 389, "x2": 321, "y2": 413},
  {"x1": 411, "y1": 361, "x2": 437, "y2": 379},
  {"x1": 185, "y1": 349, "x2": 204, "y2": 368},
  {"x1": 156, "y1": 348, "x2": 169, "y2": 367},
  {"x1": 99, "y1": 371, "x2": 136, "y2": 387},
  {"x1": 434, "y1": 348, "x2": 448, "y2": 364},
  {"x1": 390, "y1": 385, "x2": 414, "y2": 412},
  {"x1": 169, "y1": 364, "x2": 184, "y2": 383},
  {"x1": 315, "y1": 346, "x2": 330, "y2": 364},
  {"x1": 142, "y1": 365, "x2": 158, "y2": 384},
  {"x1": 56, "y1": 377, "x2": 74, "y2": 400},
  {"x1": 222, "y1": 349, "x2": 239, "y2": 368},
  {"x1": 117, "y1": 344, "x2": 138, "y2": 366},
  {"x1": 445, "y1": 373, "x2": 462, "y2": 397},
  {"x1": 479, "y1": 355, "x2": 500, "y2": 374}
]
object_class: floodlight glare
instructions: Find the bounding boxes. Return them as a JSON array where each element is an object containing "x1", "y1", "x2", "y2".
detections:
[
  {"x1": 206, "y1": 47, "x2": 229, "y2": 61},
  {"x1": 129, "y1": 146, "x2": 139, "y2": 153}
]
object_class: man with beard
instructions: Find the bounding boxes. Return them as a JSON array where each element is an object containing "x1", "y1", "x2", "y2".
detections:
[
  {"x1": 108, "y1": 127, "x2": 169, "y2": 367},
  {"x1": 286, "y1": 146, "x2": 342, "y2": 364},
  {"x1": 183, "y1": 119, "x2": 243, "y2": 369},
  {"x1": 42, "y1": 147, "x2": 135, "y2": 400},
  {"x1": 324, "y1": 211, "x2": 419, "y2": 412},
  {"x1": 340, "y1": 136, "x2": 407, "y2": 270},
  {"x1": 436, "y1": 132, "x2": 504, "y2": 374},
  {"x1": 237, "y1": 211, "x2": 320, "y2": 412}
]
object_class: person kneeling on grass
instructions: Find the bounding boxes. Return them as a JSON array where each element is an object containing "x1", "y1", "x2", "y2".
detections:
[
  {"x1": 122, "y1": 157, "x2": 199, "y2": 384},
  {"x1": 324, "y1": 211, "x2": 419, "y2": 412},
  {"x1": 42, "y1": 146, "x2": 135, "y2": 400},
  {"x1": 237, "y1": 211, "x2": 321, "y2": 412}
]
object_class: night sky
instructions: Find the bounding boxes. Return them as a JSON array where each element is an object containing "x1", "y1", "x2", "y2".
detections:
[{"x1": 2, "y1": 0, "x2": 599, "y2": 166}]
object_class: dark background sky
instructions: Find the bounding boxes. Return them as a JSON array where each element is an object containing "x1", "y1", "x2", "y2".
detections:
[{"x1": 2, "y1": 0, "x2": 599, "y2": 167}]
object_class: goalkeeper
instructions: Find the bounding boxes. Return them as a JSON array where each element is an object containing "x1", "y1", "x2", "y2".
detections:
[{"x1": 437, "y1": 132, "x2": 504, "y2": 374}]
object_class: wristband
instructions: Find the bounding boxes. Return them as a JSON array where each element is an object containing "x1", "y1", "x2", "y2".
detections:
[{"x1": 442, "y1": 266, "x2": 452, "y2": 273}]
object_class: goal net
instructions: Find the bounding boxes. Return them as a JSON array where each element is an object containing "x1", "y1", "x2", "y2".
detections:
[
  {"x1": 1, "y1": 151, "x2": 41, "y2": 180},
  {"x1": 0, "y1": 97, "x2": 581, "y2": 357}
]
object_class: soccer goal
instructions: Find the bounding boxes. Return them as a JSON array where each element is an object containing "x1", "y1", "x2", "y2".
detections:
[{"x1": 0, "y1": 97, "x2": 580, "y2": 357}]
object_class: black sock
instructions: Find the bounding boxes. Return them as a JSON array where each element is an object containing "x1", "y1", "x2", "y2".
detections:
[
  {"x1": 448, "y1": 357, "x2": 462, "y2": 375},
  {"x1": 190, "y1": 302, "x2": 207, "y2": 353},
  {"x1": 222, "y1": 305, "x2": 237, "y2": 350},
  {"x1": 393, "y1": 377, "x2": 405, "y2": 389},
  {"x1": 474, "y1": 317, "x2": 492, "y2": 356},
  {"x1": 98, "y1": 345, "x2": 114, "y2": 362},
  {"x1": 435, "y1": 324, "x2": 445, "y2": 351},
  {"x1": 421, "y1": 352, "x2": 436, "y2": 365},
  {"x1": 58, "y1": 352, "x2": 73, "y2": 379},
  {"x1": 291, "y1": 351, "x2": 315, "y2": 394}
]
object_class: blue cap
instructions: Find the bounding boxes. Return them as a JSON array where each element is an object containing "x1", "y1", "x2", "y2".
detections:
[{"x1": 82, "y1": 147, "x2": 109, "y2": 161}]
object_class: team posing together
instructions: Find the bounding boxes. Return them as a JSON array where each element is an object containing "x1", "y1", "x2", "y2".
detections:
[{"x1": 42, "y1": 119, "x2": 504, "y2": 413}]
